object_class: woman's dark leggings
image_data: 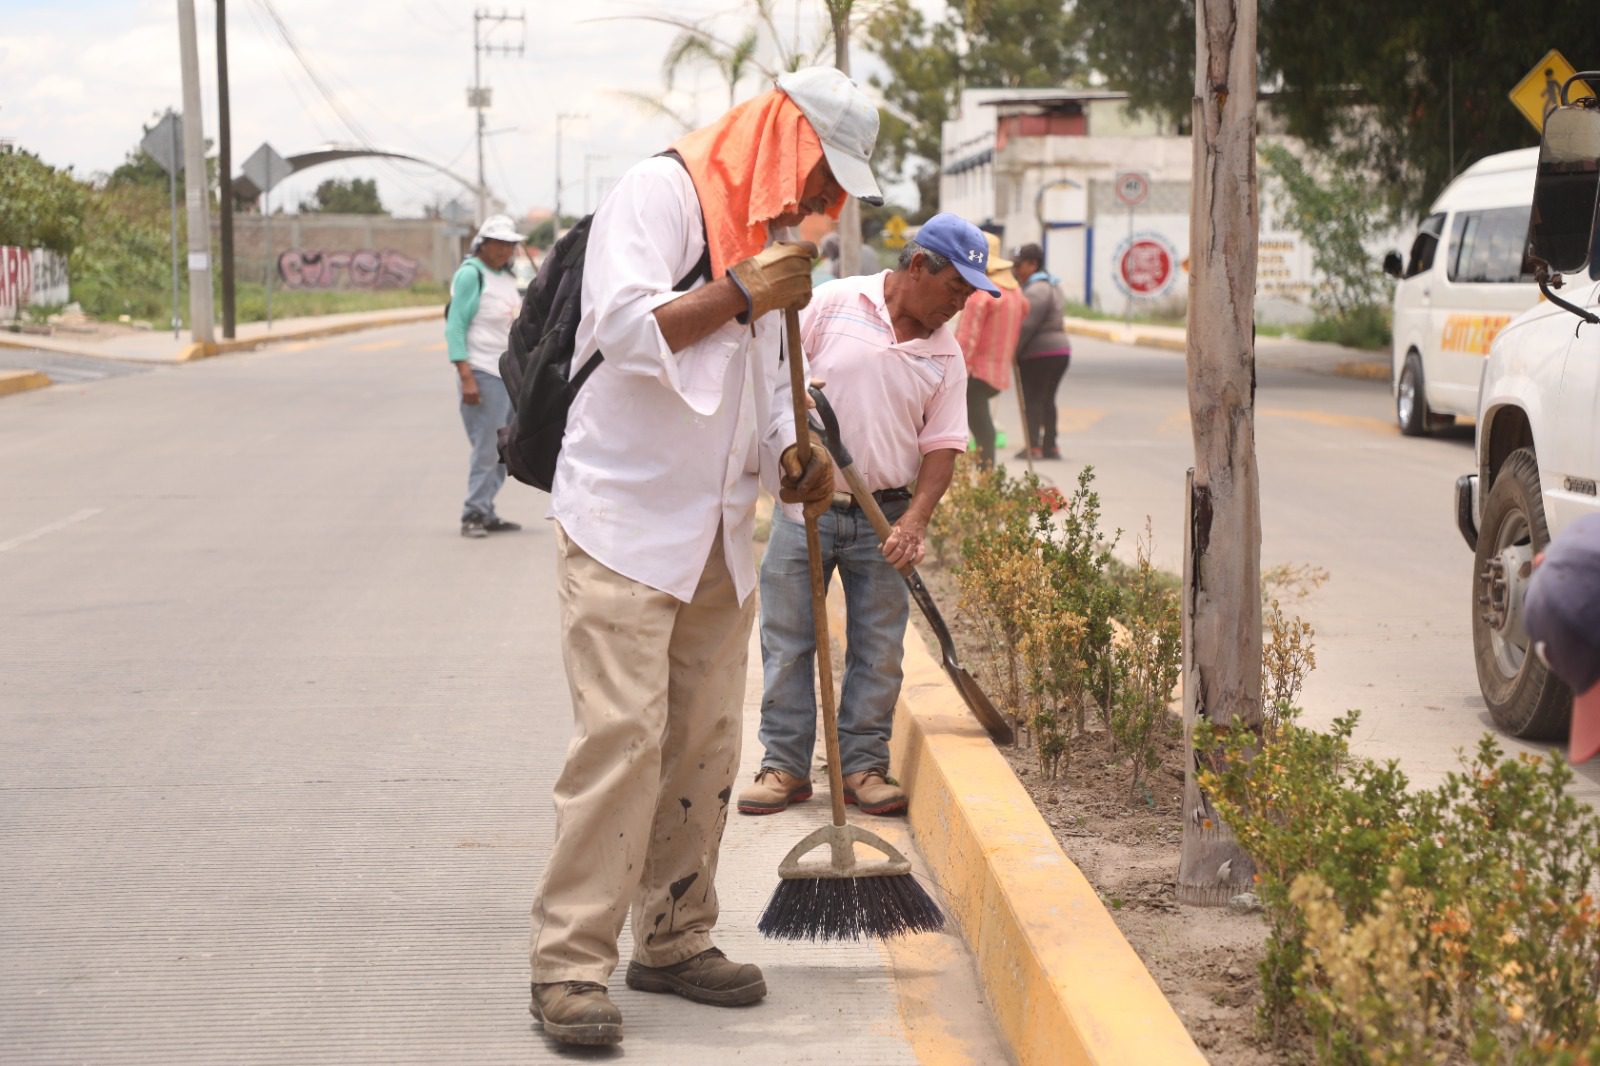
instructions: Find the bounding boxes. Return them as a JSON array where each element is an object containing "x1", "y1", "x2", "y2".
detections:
[
  {"x1": 1019, "y1": 355, "x2": 1071, "y2": 451},
  {"x1": 965, "y1": 379, "x2": 1000, "y2": 467}
]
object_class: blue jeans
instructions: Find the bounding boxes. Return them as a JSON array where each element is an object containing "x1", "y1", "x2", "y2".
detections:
[
  {"x1": 459, "y1": 369, "x2": 512, "y2": 522},
  {"x1": 758, "y1": 502, "x2": 910, "y2": 779}
]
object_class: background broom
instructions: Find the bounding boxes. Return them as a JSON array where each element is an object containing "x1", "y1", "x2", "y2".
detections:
[{"x1": 757, "y1": 306, "x2": 944, "y2": 942}]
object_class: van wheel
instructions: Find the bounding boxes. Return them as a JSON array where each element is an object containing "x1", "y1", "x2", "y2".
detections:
[
  {"x1": 1396, "y1": 352, "x2": 1431, "y2": 436},
  {"x1": 1470, "y1": 448, "x2": 1572, "y2": 739}
]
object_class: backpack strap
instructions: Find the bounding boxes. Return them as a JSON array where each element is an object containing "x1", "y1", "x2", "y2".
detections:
[{"x1": 659, "y1": 149, "x2": 712, "y2": 290}]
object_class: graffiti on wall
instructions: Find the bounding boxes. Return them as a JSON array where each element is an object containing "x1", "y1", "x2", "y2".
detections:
[
  {"x1": 277, "y1": 249, "x2": 419, "y2": 290},
  {"x1": 1, "y1": 247, "x2": 71, "y2": 320}
]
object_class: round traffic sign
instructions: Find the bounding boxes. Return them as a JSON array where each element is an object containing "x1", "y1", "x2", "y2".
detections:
[
  {"x1": 1115, "y1": 235, "x2": 1177, "y2": 297},
  {"x1": 1114, "y1": 171, "x2": 1150, "y2": 207}
]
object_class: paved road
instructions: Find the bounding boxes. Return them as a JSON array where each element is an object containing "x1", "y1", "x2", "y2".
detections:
[
  {"x1": 0, "y1": 346, "x2": 154, "y2": 385},
  {"x1": 0, "y1": 323, "x2": 1003, "y2": 1064},
  {"x1": 990, "y1": 337, "x2": 1600, "y2": 807}
]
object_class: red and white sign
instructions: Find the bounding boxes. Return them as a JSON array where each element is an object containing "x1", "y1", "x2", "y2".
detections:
[
  {"x1": 1114, "y1": 234, "x2": 1177, "y2": 298},
  {"x1": 1114, "y1": 171, "x2": 1150, "y2": 207}
]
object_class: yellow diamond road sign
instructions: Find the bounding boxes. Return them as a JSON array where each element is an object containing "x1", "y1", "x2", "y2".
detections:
[
  {"x1": 1509, "y1": 49, "x2": 1596, "y2": 133},
  {"x1": 881, "y1": 214, "x2": 909, "y2": 250}
]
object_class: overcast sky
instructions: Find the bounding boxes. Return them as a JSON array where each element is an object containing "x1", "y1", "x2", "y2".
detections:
[{"x1": 2, "y1": 0, "x2": 919, "y2": 221}]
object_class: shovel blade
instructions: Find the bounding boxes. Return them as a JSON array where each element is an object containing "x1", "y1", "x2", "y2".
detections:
[{"x1": 945, "y1": 661, "x2": 1015, "y2": 745}]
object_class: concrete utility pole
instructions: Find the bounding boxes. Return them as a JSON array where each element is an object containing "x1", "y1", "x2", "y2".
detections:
[
  {"x1": 469, "y1": 8, "x2": 525, "y2": 225},
  {"x1": 826, "y1": 0, "x2": 863, "y2": 278},
  {"x1": 216, "y1": 0, "x2": 235, "y2": 339},
  {"x1": 1177, "y1": 0, "x2": 1263, "y2": 907},
  {"x1": 176, "y1": 0, "x2": 214, "y2": 344},
  {"x1": 554, "y1": 112, "x2": 585, "y2": 228}
]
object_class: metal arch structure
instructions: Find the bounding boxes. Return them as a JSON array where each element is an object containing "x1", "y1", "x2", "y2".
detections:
[{"x1": 231, "y1": 143, "x2": 481, "y2": 205}]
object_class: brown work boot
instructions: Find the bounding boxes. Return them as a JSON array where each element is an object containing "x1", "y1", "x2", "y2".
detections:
[
  {"x1": 737, "y1": 766, "x2": 813, "y2": 815},
  {"x1": 843, "y1": 768, "x2": 907, "y2": 816},
  {"x1": 626, "y1": 947, "x2": 767, "y2": 1006},
  {"x1": 530, "y1": 981, "x2": 622, "y2": 1046}
]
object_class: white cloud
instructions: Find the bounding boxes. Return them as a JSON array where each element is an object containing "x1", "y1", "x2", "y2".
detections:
[{"x1": 2, "y1": 0, "x2": 909, "y2": 219}]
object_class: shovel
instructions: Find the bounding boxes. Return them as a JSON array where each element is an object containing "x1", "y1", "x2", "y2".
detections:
[{"x1": 806, "y1": 386, "x2": 1015, "y2": 746}]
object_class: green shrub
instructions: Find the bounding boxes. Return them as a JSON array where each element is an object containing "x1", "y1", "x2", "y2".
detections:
[{"x1": 1199, "y1": 711, "x2": 1600, "y2": 1061}]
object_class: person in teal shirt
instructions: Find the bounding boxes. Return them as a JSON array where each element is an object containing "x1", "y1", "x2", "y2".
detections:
[{"x1": 446, "y1": 215, "x2": 526, "y2": 537}]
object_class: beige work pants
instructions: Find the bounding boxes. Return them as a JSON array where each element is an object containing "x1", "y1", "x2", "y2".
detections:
[{"x1": 531, "y1": 523, "x2": 754, "y2": 984}]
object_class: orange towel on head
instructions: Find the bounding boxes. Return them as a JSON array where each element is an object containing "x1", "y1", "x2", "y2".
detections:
[{"x1": 671, "y1": 89, "x2": 846, "y2": 279}]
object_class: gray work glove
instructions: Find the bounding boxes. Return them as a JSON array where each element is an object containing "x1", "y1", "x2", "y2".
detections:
[{"x1": 728, "y1": 241, "x2": 818, "y2": 324}]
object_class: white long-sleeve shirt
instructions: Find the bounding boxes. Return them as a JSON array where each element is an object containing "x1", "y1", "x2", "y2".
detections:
[{"x1": 551, "y1": 155, "x2": 797, "y2": 603}]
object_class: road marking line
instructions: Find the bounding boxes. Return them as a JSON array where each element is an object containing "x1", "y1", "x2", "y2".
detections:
[
  {"x1": 1258, "y1": 407, "x2": 1395, "y2": 436},
  {"x1": 0, "y1": 508, "x2": 103, "y2": 553},
  {"x1": 421, "y1": 341, "x2": 446, "y2": 353},
  {"x1": 350, "y1": 338, "x2": 407, "y2": 353},
  {"x1": 1058, "y1": 407, "x2": 1106, "y2": 434}
]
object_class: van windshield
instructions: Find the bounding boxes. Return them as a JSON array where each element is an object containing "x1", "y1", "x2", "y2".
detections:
[{"x1": 1448, "y1": 206, "x2": 1535, "y2": 284}]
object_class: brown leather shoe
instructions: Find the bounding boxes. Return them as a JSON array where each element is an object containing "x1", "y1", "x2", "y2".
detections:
[
  {"x1": 625, "y1": 947, "x2": 767, "y2": 1006},
  {"x1": 843, "y1": 768, "x2": 907, "y2": 816},
  {"x1": 737, "y1": 766, "x2": 813, "y2": 815},
  {"x1": 530, "y1": 981, "x2": 622, "y2": 1046}
]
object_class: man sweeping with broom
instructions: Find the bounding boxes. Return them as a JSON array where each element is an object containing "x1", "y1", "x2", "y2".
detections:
[{"x1": 529, "y1": 67, "x2": 885, "y2": 1048}]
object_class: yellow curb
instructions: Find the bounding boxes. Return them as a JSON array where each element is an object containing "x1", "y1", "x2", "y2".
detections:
[
  {"x1": 1129, "y1": 330, "x2": 1188, "y2": 352},
  {"x1": 888, "y1": 630, "x2": 1206, "y2": 1066},
  {"x1": 0, "y1": 369, "x2": 50, "y2": 398},
  {"x1": 177, "y1": 307, "x2": 443, "y2": 362},
  {"x1": 1332, "y1": 359, "x2": 1390, "y2": 381}
]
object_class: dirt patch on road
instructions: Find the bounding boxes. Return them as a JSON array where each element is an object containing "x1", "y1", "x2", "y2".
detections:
[{"x1": 912, "y1": 564, "x2": 1286, "y2": 1065}]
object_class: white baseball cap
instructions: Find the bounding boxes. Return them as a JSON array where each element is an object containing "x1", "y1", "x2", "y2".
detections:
[
  {"x1": 474, "y1": 214, "x2": 525, "y2": 245},
  {"x1": 776, "y1": 66, "x2": 884, "y2": 206}
]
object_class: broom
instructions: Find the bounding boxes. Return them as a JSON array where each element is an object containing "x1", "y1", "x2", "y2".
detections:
[{"x1": 757, "y1": 306, "x2": 945, "y2": 942}]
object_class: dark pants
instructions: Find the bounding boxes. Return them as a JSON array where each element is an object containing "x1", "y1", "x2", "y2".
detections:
[
  {"x1": 965, "y1": 379, "x2": 1001, "y2": 468},
  {"x1": 1019, "y1": 355, "x2": 1071, "y2": 452}
]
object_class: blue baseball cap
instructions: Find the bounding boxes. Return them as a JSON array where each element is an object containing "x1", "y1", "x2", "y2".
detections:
[
  {"x1": 912, "y1": 213, "x2": 1001, "y2": 297},
  {"x1": 1525, "y1": 512, "x2": 1600, "y2": 764}
]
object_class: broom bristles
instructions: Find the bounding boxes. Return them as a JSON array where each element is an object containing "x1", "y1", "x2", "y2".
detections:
[{"x1": 757, "y1": 873, "x2": 945, "y2": 941}]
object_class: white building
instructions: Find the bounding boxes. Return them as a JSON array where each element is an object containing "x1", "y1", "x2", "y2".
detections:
[{"x1": 940, "y1": 88, "x2": 1347, "y2": 325}]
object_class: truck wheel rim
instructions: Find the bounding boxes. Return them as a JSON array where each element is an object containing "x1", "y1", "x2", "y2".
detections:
[
  {"x1": 1478, "y1": 512, "x2": 1535, "y2": 679},
  {"x1": 1398, "y1": 372, "x2": 1416, "y2": 425}
]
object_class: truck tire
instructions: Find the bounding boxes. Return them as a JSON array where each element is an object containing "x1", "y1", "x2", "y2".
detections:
[
  {"x1": 1396, "y1": 352, "x2": 1431, "y2": 436},
  {"x1": 1470, "y1": 447, "x2": 1572, "y2": 739}
]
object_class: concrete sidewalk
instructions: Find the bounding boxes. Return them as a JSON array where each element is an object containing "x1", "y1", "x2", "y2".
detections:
[
  {"x1": 1064, "y1": 315, "x2": 1391, "y2": 381},
  {"x1": 0, "y1": 323, "x2": 1007, "y2": 1065},
  {"x1": 0, "y1": 305, "x2": 442, "y2": 364}
]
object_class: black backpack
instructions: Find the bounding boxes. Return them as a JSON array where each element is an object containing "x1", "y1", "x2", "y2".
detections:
[{"x1": 497, "y1": 152, "x2": 709, "y2": 491}]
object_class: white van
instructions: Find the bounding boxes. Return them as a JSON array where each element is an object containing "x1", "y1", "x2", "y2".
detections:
[{"x1": 1384, "y1": 148, "x2": 1542, "y2": 436}]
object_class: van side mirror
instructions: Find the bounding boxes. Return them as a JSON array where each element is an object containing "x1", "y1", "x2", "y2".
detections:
[
  {"x1": 1525, "y1": 103, "x2": 1600, "y2": 277},
  {"x1": 1382, "y1": 251, "x2": 1403, "y2": 278}
]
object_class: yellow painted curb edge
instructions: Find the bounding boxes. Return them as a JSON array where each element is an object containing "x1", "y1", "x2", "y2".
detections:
[
  {"x1": 178, "y1": 307, "x2": 443, "y2": 362},
  {"x1": 889, "y1": 631, "x2": 1206, "y2": 1066},
  {"x1": 0, "y1": 369, "x2": 51, "y2": 398}
]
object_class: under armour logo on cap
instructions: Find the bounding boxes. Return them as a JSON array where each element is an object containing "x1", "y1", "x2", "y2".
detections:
[{"x1": 967, "y1": 249, "x2": 984, "y2": 263}]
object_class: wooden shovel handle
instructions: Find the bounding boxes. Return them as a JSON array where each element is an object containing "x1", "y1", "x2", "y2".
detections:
[{"x1": 786, "y1": 309, "x2": 848, "y2": 827}]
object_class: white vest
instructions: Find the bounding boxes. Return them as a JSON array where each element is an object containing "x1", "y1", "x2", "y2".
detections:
[{"x1": 465, "y1": 264, "x2": 521, "y2": 377}]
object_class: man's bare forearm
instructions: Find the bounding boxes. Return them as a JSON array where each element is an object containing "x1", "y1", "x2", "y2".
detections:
[
  {"x1": 652, "y1": 277, "x2": 749, "y2": 353},
  {"x1": 902, "y1": 448, "x2": 959, "y2": 529}
]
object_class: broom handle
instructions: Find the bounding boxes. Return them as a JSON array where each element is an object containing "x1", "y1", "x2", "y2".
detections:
[
  {"x1": 1012, "y1": 364, "x2": 1034, "y2": 475},
  {"x1": 786, "y1": 308, "x2": 849, "y2": 829}
]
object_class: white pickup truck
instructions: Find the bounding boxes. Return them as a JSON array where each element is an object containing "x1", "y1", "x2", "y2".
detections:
[{"x1": 1458, "y1": 89, "x2": 1600, "y2": 741}]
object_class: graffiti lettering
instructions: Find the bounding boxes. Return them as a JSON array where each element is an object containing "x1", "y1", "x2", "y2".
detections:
[
  {"x1": 277, "y1": 249, "x2": 418, "y2": 290},
  {"x1": 0, "y1": 247, "x2": 70, "y2": 320}
]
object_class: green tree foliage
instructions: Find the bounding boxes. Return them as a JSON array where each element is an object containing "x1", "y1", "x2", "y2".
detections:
[
  {"x1": 1075, "y1": 0, "x2": 1600, "y2": 215},
  {"x1": 1259, "y1": 142, "x2": 1392, "y2": 318},
  {"x1": 300, "y1": 177, "x2": 385, "y2": 215},
  {"x1": 865, "y1": 0, "x2": 1082, "y2": 213},
  {"x1": 0, "y1": 150, "x2": 89, "y2": 254}
]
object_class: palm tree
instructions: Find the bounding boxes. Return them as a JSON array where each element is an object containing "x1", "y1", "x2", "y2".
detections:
[{"x1": 664, "y1": 27, "x2": 764, "y2": 109}]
